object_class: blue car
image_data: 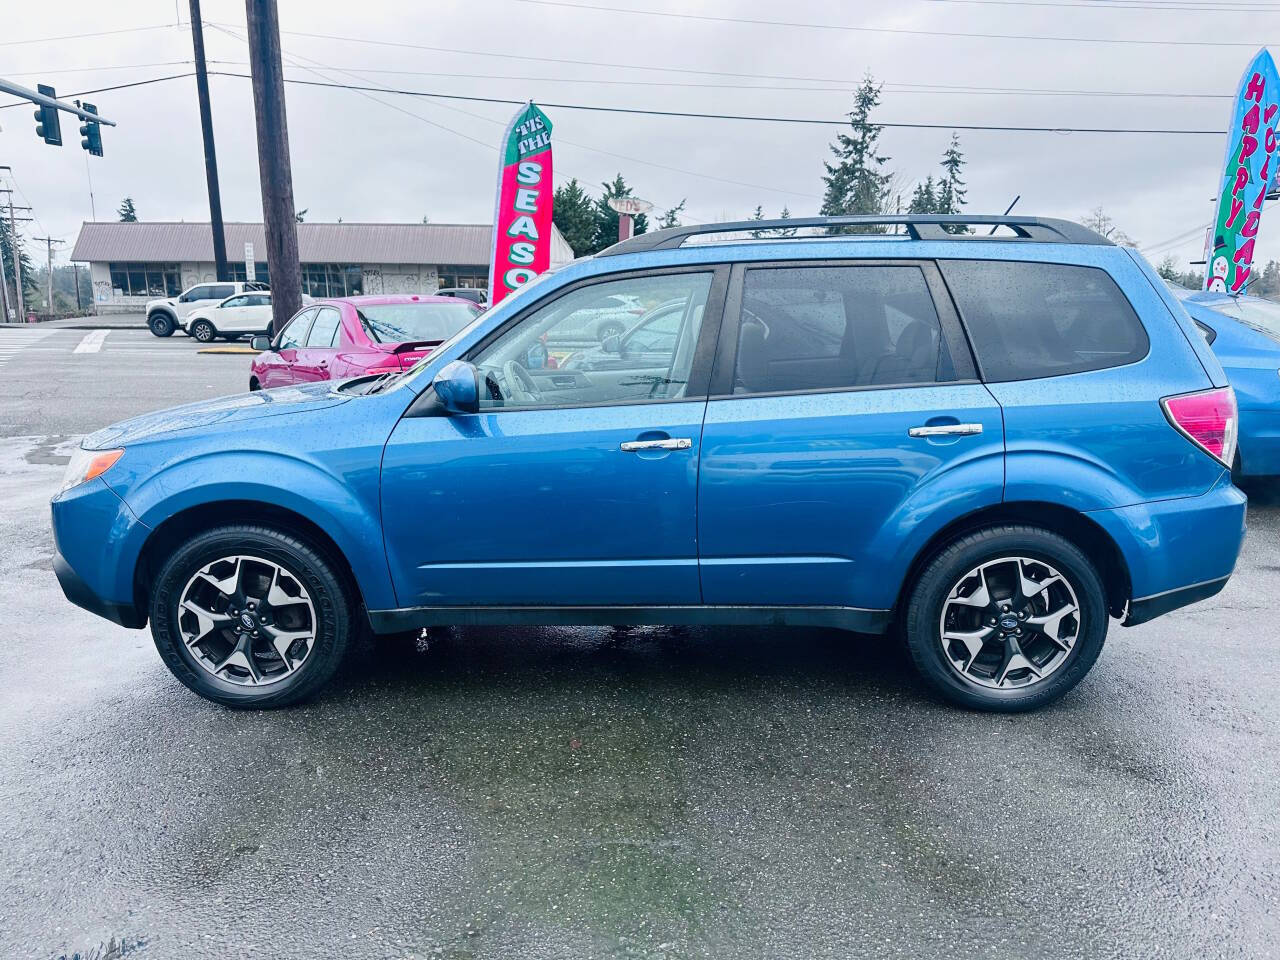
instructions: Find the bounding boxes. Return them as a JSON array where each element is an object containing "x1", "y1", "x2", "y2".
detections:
[
  {"x1": 1173, "y1": 288, "x2": 1280, "y2": 478},
  {"x1": 52, "y1": 215, "x2": 1246, "y2": 712}
]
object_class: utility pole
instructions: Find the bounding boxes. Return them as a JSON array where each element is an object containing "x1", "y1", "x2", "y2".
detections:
[
  {"x1": 1, "y1": 173, "x2": 34, "y2": 323},
  {"x1": 72, "y1": 262, "x2": 82, "y2": 311},
  {"x1": 189, "y1": 0, "x2": 229, "y2": 282},
  {"x1": 245, "y1": 0, "x2": 301, "y2": 335},
  {"x1": 33, "y1": 237, "x2": 63, "y2": 317}
]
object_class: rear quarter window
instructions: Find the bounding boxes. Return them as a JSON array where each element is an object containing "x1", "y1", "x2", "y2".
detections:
[{"x1": 940, "y1": 260, "x2": 1149, "y2": 382}]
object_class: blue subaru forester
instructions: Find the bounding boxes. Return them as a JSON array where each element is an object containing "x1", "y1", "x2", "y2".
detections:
[{"x1": 52, "y1": 215, "x2": 1247, "y2": 711}]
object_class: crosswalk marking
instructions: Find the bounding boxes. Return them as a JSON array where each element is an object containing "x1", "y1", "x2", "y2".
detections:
[
  {"x1": 0, "y1": 328, "x2": 55, "y2": 369},
  {"x1": 73, "y1": 330, "x2": 109, "y2": 354}
]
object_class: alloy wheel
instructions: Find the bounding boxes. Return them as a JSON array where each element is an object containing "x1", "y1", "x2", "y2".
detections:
[
  {"x1": 177, "y1": 554, "x2": 317, "y2": 687},
  {"x1": 938, "y1": 555, "x2": 1080, "y2": 690}
]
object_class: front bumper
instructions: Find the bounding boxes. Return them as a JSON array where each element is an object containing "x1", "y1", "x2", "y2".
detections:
[
  {"x1": 53, "y1": 549, "x2": 146, "y2": 628},
  {"x1": 50, "y1": 476, "x2": 150, "y2": 630}
]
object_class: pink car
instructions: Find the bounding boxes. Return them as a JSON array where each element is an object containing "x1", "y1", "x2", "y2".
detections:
[{"x1": 249, "y1": 295, "x2": 482, "y2": 390}]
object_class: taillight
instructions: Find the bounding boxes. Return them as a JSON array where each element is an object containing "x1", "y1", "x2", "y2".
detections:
[{"x1": 1161, "y1": 386, "x2": 1238, "y2": 467}]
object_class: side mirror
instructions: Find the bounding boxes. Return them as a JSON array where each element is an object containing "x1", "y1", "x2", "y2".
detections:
[
  {"x1": 432, "y1": 360, "x2": 479, "y2": 415},
  {"x1": 601, "y1": 334, "x2": 621, "y2": 354},
  {"x1": 250, "y1": 335, "x2": 271, "y2": 351}
]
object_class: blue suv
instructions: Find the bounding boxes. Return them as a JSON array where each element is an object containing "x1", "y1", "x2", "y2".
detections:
[{"x1": 51, "y1": 215, "x2": 1247, "y2": 711}]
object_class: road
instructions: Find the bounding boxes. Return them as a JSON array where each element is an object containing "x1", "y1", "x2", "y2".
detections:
[{"x1": 1, "y1": 326, "x2": 1277, "y2": 960}]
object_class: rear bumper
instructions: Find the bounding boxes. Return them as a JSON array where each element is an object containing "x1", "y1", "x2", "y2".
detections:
[
  {"x1": 1086, "y1": 470, "x2": 1246, "y2": 626},
  {"x1": 1124, "y1": 575, "x2": 1230, "y2": 627}
]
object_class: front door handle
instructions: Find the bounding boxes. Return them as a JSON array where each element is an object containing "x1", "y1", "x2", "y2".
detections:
[
  {"x1": 620, "y1": 437, "x2": 692, "y2": 452},
  {"x1": 908, "y1": 423, "x2": 983, "y2": 438}
]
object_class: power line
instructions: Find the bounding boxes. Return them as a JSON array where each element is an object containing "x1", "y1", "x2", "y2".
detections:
[
  {"x1": 0, "y1": 73, "x2": 197, "y2": 111},
  {"x1": 5, "y1": 61, "x2": 193, "y2": 78},
  {"x1": 0, "y1": 23, "x2": 177, "y2": 47},
  {"x1": 201, "y1": 59, "x2": 1235, "y2": 101},
  {"x1": 204, "y1": 70, "x2": 1230, "y2": 136},
  {"x1": 919, "y1": 0, "x2": 1280, "y2": 10},
  {"x1": 503, "y1": 0, "x2": 1280, "y2": 47}
]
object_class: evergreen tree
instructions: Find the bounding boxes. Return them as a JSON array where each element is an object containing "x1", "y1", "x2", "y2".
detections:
[
  {"x1": 777, "y1": 206, "x2": 796, "y2": 237},
  {"x1": 749, "y1": 204, "x2": 766, "y2": 238},
  {"x1": 553, "y1": 178, "x2": 598, "y2": 256},
  {"x1": 658, "y1": 199, "x2": 687, "y2": 229},
  {"x1": 0, "y1": 218, "x2": 37, "y2": 315},
  {"x1": 117, "y1": 197, "x2": 138, "y2": 222},
  {"x1": 908, "y1": 176, "x2": 937, "y2": 215},
  {"x1": 820, "y1": 73, "x2": 892, "y2": 233},
  {"x1": 593, "y1": 174, "x2": 648, "y2": 253},
  {"x1": 935, "y1": 133, "x2": 968, "y2": 232}
]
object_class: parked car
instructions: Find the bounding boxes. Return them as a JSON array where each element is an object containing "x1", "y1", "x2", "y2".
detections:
[
  {"x1": 249, "y1": 295, "x2": 481, "y2": 390},
  {"x1": 147, "y1": 281, "x2": 269, "y2": 338},
  {"x1": 545, "y1": 291, "x2": 646, "y2": 343},
  {"x1": 435, "y1": 287, "x2": 488, "y2": 307},
  {"x1": 183, "y1": 291, "x2": 275, "y2": 343},
  {"x1": 53, "y1": 215, "x2": 1245, "y2": 712},
  {"x1": 1173, "y1": 287, "x2": 1280, "y2": 478}
]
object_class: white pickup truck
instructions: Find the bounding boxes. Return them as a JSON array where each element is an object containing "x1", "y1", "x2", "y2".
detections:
[{"x1": 146, "y1": 281, "x2": 270, "y2": 338}]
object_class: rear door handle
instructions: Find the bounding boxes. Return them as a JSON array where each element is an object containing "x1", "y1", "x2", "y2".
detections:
[
  {"x1": 908, "y1": 423, "x2": 983, "y2": 438},
  {"x1": 620, "y1": 438, "x2": 692, "y2": 452}
]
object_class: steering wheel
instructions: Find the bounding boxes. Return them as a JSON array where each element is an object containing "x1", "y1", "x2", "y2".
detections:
[{"x1": 502, "y1": 360, "x2": 543, "y2": 404}]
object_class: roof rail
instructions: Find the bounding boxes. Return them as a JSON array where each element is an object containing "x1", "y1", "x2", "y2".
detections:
[{"x1": 597, "y1": 214, "x2": 1111, "y2": 256}]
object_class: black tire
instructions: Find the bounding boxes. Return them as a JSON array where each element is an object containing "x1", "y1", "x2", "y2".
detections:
[
  {"x1": 148, "y1": 313, "x2": 175, "y2": 337},
  {"x1": 248, "y1": 377, "x2": 261, "y2": 392},
  {"x1": 596, "y1": 320, "x2": 625, "y2": 341},
  {"x1": 148, "y1": 525, "x2": 354, "y2": 708},
  {"x1": 189, "y1": 319, "x2": 216, "y2": 343},
  {"x1": 903, "y1": 525, "x2": 1108, "y2": 712}
]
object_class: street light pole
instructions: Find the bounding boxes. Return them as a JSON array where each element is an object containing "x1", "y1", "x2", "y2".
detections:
[
  {"x1": 189, "y1": 0, "x2": 229, "y2": 283},
  {"x1": 245, "y1": 0, "x2": 301, "y2": 336}
]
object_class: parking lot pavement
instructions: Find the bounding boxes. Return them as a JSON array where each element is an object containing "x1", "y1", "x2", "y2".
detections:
[{"x1": 1, "y1": 338, "x2": 1278, "y2": 959}]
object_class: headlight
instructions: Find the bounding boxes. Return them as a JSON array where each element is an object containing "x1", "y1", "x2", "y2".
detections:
[{"x1": 59, "y1": 446, "x2": 124, "y2": 494}]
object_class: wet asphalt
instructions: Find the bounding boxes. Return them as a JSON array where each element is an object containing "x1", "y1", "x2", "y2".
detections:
[{"x1": 1, "y1": 328, "x2": 1277, "y2": 959}]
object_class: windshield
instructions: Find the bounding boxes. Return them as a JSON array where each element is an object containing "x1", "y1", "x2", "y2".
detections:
[{"x1": 357, "y1": 302, "x2": 479, "y2": 343}]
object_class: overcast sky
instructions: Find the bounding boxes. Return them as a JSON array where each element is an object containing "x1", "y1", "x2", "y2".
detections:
[{"x1": 2, "y1": 0, "x2": 1278, "y2": 274}]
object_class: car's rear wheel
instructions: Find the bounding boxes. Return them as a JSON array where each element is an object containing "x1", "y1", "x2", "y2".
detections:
[
  {"x1": 149, "y1": 525, "x2": 353, "y2": 708},
  {"x1": 189, "y1": 319, "x2": 216, "y2": 343},
  {"x1": 904, "y1": 525, "x2": 1108, "y2": 712},
  {"x1": 148, "y1": 313, "x2": 175, "y2": 337},
  {"x1": 248, "y1": 377, "x2": 261, "y2": 391}
]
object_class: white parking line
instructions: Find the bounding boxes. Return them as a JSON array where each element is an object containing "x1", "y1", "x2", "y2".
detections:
[
  {"x1": 0, "y1": 328, "x2": 54, "y2": 368},
  {"x1": 73, "y1": 330, "x2": 110, "y2": 353}
]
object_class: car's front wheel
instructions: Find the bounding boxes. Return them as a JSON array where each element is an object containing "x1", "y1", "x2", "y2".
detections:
[
  {"x1": 595, "y1": 320, "x2": 625, "y2": 341},
  {"x1": 904, "y1": 525, "x2": 1108, "y2": 712},
  {"x1": 149, "y1": 525, "x2": 353, "y2": 707},
  {"x1": 148, "y1": 313, "x2": 175, "y2": 337},
  {"x1": 189, "y1": 319, "x2": 216, "y2": 343}
]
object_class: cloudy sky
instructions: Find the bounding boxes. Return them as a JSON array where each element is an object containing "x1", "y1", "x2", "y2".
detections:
[{"x1": 2, "y1": 0, "x2": 1277, "y2": 274}]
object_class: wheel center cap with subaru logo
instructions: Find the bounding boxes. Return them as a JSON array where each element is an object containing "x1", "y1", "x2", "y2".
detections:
[
  {"x1": 240, "y1": 612, "x2": 257, "y2": 630},
  {"x1": 1000, "y1": 615, "x2": 1019, "y2": 631}
]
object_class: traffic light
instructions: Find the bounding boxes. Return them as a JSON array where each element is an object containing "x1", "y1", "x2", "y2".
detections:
[
  {"x1": 33, "y1": 84, "x2": 62, "y2": 146},
  {"x1": 79, "y1": 102, "x2": 103, "y2": 157}
]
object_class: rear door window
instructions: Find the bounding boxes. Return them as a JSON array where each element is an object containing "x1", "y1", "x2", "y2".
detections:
[
  {"x1": 209, "y1": 284, "x2": 236, "y2": 300},
  {"x1": 940, "y1": 260, "x2": 1149, "y2": 382},
  {"x1": 732, "y1": 265, "x2": 948, "y2": 395},
  {"x1": 306, "y1": 307, "x2": 342, "y2": 347}
]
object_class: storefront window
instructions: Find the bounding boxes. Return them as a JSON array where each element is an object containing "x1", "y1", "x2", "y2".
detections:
[
  {"x1": 108, "y1": 262, "x2": 181, "y2": 297},
  {"x1": 303, "y1": 263, "x2": 363, "y2": 298},
  {"x1": 437, "y1": 266, "x2": 489, "y2": 289},
  {"x1": 228, "y1": 262, "x2": 271, "y2": 285}
]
